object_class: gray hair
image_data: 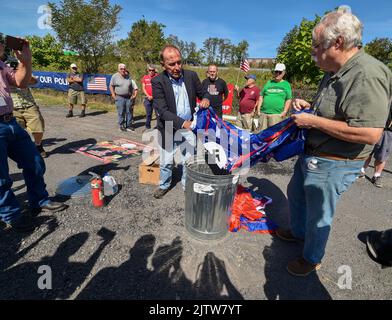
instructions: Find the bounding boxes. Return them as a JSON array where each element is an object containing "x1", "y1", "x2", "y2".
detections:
[{"x1": 314, "y1": 6, "x2": 363, "y2": 50}]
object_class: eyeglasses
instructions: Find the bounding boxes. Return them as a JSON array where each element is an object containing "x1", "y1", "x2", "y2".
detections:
[
  {"x1": 148, "y1": 69, "x2": 155, "y2": 72},
  {"x1": 119, "y1": 68, "x2": 126, "y2": 70},
  {"x1": 274, "y1": 71, "x2": 283, "y2": 74}
]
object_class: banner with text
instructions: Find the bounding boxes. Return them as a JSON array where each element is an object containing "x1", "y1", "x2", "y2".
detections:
[{"x1": 31, "y1": 71, "x2": 112, "y2": 95}]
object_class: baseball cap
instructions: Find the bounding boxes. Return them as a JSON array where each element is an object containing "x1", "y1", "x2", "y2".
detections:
[
  {"x1": 244, "y1": 74, "x2": 256, "y2": 80},
  {"x1": 70, "y1": 63, "x2": 77, "y2": 69},
  {"x1": 274, "y1": 63, "x2": 286, "y2": 72}
]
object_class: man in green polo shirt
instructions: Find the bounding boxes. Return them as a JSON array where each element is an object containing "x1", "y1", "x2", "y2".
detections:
[
  {"x1": 274, "y1": 6, "x2": 392, "y2": 277},
  {"x1": 257, "y1": 63, "x2": 292, "y2": 130}
]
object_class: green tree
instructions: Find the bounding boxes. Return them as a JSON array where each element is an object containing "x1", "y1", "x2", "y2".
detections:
[
  {"x1": 121, "y1": 19, "x2": 166, "y2": 63},
  {"x1": 277, "y1": 17, "x2": 323, "y2": 85},
  {"x1": 48, "y1": 0, "x2": 121, "y2": 73},
  {"x1": 230, "y1": 40, "x2": 249, "y2": 65},
  {"x1": 365, "y1": 38, "x2": 392, "y2": 67},
  {"x1": 27, "y1": 34, "x2": 72, "y2": 71}
]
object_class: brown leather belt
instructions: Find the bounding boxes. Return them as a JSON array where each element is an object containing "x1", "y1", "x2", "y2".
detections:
[{"x1": 307, "y1": 151, "x2": 367, "y2": 161}]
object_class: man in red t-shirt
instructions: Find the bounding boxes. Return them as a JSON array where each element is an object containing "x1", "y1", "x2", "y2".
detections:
[
  {"x1": 141, "y1": 66, "x2": 159, "y2": 130},
  {"x1": 234, "y1": 74, "x2": 260, "y2": 130}
]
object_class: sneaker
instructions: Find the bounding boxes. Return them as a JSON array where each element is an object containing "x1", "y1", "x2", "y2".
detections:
[
  {"x1": 5, "y1": 214, "x2": 37, "y2": 233},
  {"x1": 36, "y1": 144, "x2": 47, "y2": 158},
  {"x1": 31, "y1": 201, "x2": 68, "y2": 217},
  {"x1": 153, "y1": 188, "x2": 169, "y2": 199},
  {"x1": 119, "y1": 126, "x2": 126, "y2": 132},
  {"x1": 287, "y1": 257, "x2": 321, "y2": 277},
  {"x1": 125, "y1": 127, "x2": 135, "y2": 132},
  {"x1": 66, "y1": 111, "x2": 73, "y2": 118},
  {"x1": 358, "y1": 171, "x2": 365, "y2": 178},
  {"x1": 371, "y1": 176, "x2": 383, "y2": 188},
  {"x1": 275, "y1": 228, "x2": 303, "y2": 242},
  {"x1": 79, "y1": 110, "x2": 86, "y2": 118}
]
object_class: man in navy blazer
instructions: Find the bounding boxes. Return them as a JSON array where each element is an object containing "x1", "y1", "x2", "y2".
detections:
[{"x1": 152, "y1": 45, "x2": 209, "y2": 199}]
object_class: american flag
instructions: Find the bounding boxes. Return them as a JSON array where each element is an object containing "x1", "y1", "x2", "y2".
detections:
[
  {"x1": 87, "y1": 76, "x2": 108, "y2": 91},
  {"x1": 240, "y1": 59, "x2": 250, "y2": 73}
]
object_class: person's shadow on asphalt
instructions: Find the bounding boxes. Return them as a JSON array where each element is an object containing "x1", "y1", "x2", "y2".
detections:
[
  {"x1": 0, "y1": 227, "x2": 115, "y2": 299},
  {"x1": 193, "y1": 252, "x2": 244, "y2": 300},
  {"x1": 77, "y1": 233, "x2": 156, "y2": 299},
  {"x1": 77, "y1": 234, "x2": 243, "y2": 300},
  {"x1": 0, "y1": 216, "x2": 59, "y2": 272},
  {"x1": 247, "y1": 176, "x2": 332, "y2": 300}
]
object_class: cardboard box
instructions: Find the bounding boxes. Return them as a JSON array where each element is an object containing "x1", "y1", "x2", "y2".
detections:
[{"x1": 139, "y1": 153, "x2": 160, "y2": 185}]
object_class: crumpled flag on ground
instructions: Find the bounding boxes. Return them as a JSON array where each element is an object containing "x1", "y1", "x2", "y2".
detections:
[
  {"x1": 191, "y1": 107, "x2": 310, "y2": 172},
  {"x1": 229, "y1": 184, "x2": 278, "y2": 234}
]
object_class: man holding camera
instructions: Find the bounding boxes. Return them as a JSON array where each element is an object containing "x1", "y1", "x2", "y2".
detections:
[{"x1": 0, "y1": 35, "x2": 67, "y2": 232}]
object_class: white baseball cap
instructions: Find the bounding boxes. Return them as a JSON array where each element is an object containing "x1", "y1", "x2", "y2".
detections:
[
  {"x1": 70, "y1": 63, "x2": 77, "y2": 68},
  {"x1": 274, "y1": 63, "x2": 286, "y2": 71}
]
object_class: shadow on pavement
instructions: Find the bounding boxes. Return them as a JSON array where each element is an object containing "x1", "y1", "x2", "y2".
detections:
[
  {"x1": 77, "y1": 235, "x2": 243, "y2": 299},
  {"x1": 0, "y1": 216, "x2": 59, "y2": 272},
  {"x1": 48, "y1": 138, "x2": 97, "y2": 155},
  {"x1": 85, "y1": 110, "x2": 108, "y2": 117},
  {"x1": 0, "y1": 227, "x2": 115, "y2": 299}
]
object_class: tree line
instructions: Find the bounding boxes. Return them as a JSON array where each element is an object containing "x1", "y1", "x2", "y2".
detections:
[{"x1": 26, "y1": 0, "x2": 392, "y2": 86}]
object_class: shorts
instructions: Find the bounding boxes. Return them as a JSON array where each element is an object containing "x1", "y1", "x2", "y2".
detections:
[
  {"x1": 258, "y1": 112, "x2": 285, "y2": 131},
  {"x1": 68, "y1": 89, "x2": 87, "y2": 105},
  {"x1": 13, "y1": 105, "x2": 45, "y2": 133},
  {"x1": 373, "y1": 130, "x2": 392, "y2": 162}
]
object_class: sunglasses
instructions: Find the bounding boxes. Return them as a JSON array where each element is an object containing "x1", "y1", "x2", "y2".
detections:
[
  {"x1": 274, "y1": 71, "x2": 283, "y2": 74},
  {"x1": 148, "y1": 69, "x2": 155, "y2": 71}
]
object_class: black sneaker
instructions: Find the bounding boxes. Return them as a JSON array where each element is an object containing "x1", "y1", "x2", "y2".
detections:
[
  {"x1": 79, "y1": 110, "x2": 86, "y2": 118},
  {"x1": 126, "y1": 127, "x2": 135, "y2": 132},
  {"x1": 5, "y1": 214, "x2": 37, "y2": 233},
  {"x1": 36, "y1": 144, "x2": 47, "y2": 158},
  {"x1": 371, "y1": 176, "x2": 383, "y2": 188},
  {"x1": 119, "y1": 126, "x2": 126, "y2": 132},
  {"x1": 66, "y1": 111, "x2": 73, "y2": 118}
]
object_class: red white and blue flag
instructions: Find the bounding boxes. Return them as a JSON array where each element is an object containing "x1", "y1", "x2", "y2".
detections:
[
  {"x1": 240, "y1": 59, "x2": 250, "y2": 72},
  {"x1": 87, "y1": 76, "x2": 108, "y2": 91}
]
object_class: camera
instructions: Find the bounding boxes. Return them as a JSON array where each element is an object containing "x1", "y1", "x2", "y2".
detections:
[{"x1": 0, "y1": 32, "x2": 27, "y2": 51}]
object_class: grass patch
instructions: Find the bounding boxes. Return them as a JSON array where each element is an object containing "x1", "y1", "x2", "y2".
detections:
[{"x1": 31, "y1": 89, "x2": 147, "y2": 116}]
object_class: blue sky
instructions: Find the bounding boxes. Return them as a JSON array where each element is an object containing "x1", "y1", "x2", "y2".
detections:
[{"x1": 1, "y1": 0, "x2": 391, "y2": 58}]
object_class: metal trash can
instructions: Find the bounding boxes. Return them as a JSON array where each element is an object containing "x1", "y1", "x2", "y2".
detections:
[{"x1": 185, "y1": 157, "x2": 239, "y2": 241}]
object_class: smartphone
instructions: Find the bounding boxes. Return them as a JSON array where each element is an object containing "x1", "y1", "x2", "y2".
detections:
[{"x1": 5, "y1": 35, "x2": 26, "y2": 51}]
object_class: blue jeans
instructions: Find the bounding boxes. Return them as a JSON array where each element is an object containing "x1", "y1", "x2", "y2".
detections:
[
  {"x1": 115, "y1": 96, "x2": 132, "y2": 128},
  {"x1": 287, "y1": 155, "x2": 364, "y2": 264},
  {"x1": 143, "y1": 98, "x2": 153, "y2": 129},
  {"x1": 159, "y1": 130, "x2": 196, "y2": 190},
  {"x1": 0, "y1": 118, "x2": 49, "y2": 223}
]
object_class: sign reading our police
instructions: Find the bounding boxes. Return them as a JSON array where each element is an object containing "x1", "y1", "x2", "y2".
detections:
[{"x1": 32, "y1": 71, "x2": 69, "y2": 92}]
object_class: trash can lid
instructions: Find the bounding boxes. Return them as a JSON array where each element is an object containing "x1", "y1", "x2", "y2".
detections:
[{"x1": 55, "y1": 175, "x2": 92, "y2": 198}]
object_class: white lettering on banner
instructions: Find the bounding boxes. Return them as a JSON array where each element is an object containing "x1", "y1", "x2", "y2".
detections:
[
  {"x1": 54, "y1": 77, "x2": 68, "y2": 85},
  {"x1": 39, "y1": 76, "x2": 53, "y2": 84}
]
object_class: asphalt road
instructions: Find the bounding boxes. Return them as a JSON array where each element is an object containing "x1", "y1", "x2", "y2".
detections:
[{"x1": 1, "y1": 104, "x2": 391, "y2": 300}]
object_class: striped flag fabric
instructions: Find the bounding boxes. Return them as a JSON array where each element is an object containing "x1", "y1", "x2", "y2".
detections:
[
  {"x1": 240, "y1": 59, "x2": 250, "y2": 72},
  {"x1": 87, "y1": 76, "x2": 108, "y2": 91}
]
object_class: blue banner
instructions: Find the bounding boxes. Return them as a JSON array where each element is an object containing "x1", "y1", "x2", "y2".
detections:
[{"x1": 31, "y1": 71, "x2": 112, "y2": 95}]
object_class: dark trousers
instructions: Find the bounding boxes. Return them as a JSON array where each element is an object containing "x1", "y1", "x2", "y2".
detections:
[{"x1": 143, "y1": 98, "x2": 154, "y2": 129}]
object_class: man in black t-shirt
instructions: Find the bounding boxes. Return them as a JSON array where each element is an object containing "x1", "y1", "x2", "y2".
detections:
[
  {"x1": 66, "y1": 63, "x2": 87, "y2": 118},
  {"x1": 201, "y1": 64, "x2": 228, "y2": 118}
]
